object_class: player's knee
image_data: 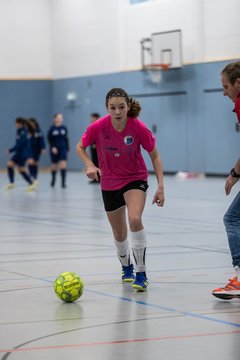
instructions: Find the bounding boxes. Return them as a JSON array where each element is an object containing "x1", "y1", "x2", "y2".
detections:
[
  {"x1": 7, "y1": 161, "x2": 14, "y2": 167},
  {"x1": 18, "y1": 167, "x2": 25, "y2": 173},
  {"x1": 51, "y1": 164, "x2": 58, "y2": 171},
  {"x1": 128, "y1": 216, "x2": 142, "y2": 232},
  {"x1": 59, "y1": 161, "x2": 67, "y2": 169},
  {"x1": 112, "y1": 227, "x2": 127, "y2": 242}
]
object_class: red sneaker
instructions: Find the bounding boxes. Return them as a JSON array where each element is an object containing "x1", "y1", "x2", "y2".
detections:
[{"x1": 212, "y1": 276, "x2": 240, "y2": 300}]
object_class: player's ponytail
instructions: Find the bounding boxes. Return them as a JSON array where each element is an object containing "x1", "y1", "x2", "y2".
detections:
[
  {"x1": 105, "y1": 88, "x2": 141, "y2": 118},
  {"x1": 127, "y1": 97, "x2": 141, "y2": 118}
]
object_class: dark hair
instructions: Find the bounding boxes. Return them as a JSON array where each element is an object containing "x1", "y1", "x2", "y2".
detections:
[
  {"x1": 105, "y1": 88, "x2": 141, "y2": 118},
  {"x1": 91, "y1": 113, "x2": 101, "y2": 119},
  {"x1": 15, "y1": 117, "x2": 27, "y2": 127},
  {"x1": 221, "y1": 61, "x2": 240, "y2": 85},
  {"x1": 27, "y1": 118, "x2": 40, "y2": 135},
  {"x1": 29, "y1": 118, "x2": 40, "y2": 129}
]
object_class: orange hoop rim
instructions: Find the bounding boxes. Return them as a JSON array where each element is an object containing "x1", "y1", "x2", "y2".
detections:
[{"x1": 144, "y1": 63, "x2": 170, "y2": 71}]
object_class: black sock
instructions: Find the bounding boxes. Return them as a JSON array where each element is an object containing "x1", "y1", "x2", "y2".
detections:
[
  {"x1": 35, "y1": 165, "x2": 39, "y2": 179},
  {"x1": 7, "y1": 167, "x2": 14, "y2": 183},
  {"x1": 20, "y1": 171, "x2": 32, "y2": 185},
  {"x1": 60, "y1": 169, "x2": 67, "y2": 188},
  {"x1": 51, "y1": 171, "x2": 57, "y2": 187},
  {"x1": 28, "y1": 165, "x2": 36, "y2": 179}
]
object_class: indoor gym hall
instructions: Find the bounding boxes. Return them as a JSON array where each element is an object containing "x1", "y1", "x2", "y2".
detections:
[{"x1": 1, "y1": 0, "x2": 240, "y2": 359}]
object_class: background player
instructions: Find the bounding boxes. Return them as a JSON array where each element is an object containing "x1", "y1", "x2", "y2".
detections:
[
  {"x1": 212, "y1": 62, "x2": 240, "y2": 300},
  {"x1": 27, "y1": 118, "x2": 46, "y2": 184},
  {"x1": 76, "y1": 88, "x2": 165, "y2": 291},
  {"x1": 48, "y1": 113, "x2": 69, "y2": 188},
  {"x1": 5, "y1": 117, "x2": 35, "y2": 191},
  {"x1": 89, "y1": 112, "x2": 100, "y2": 183}
]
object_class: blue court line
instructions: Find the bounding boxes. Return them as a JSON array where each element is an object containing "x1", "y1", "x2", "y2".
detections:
[
  {"x1": 3, "y1": 272, "x2": 239, "y2": 329},
  {"x1": 85, "y1": 288, "x2": 240, "y2": 329}
]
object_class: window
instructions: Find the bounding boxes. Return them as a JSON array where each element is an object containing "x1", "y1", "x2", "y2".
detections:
[{"x1": 129, "y1": 0, "x2": 148, "y2": 4}]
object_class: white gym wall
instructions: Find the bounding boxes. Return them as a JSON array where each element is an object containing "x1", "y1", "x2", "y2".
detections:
[
  {"x1": 0, "y1": 0, "x2": 51, "y2": 78},
  {"x1": 50, "y1": 0, "x2": 240, "y2": 78},
  {"x1": 0, "y1": 0, "x2": 239, "y2": 79}
]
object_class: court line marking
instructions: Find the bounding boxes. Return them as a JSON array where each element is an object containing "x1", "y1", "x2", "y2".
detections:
[
  {"x1": 1, "y1": 330, "x2": 240, "y2": 354},
  {"x1": 0, "y1": 264, "x2": 232, "y2": 282},
  {"x1": 0, "y1": 250, "x2": 203, "y2": 264},
  {"x1": 2, "y1": 270, "x2": 240, "y2": 329},
  {"x1": 85, "y1": 288, "x2": 240, "y2": 328}
]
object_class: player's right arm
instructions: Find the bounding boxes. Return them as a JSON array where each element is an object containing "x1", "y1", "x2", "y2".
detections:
[{"x1": 76, "y1": 140, "x2": 101, "y2": 181}]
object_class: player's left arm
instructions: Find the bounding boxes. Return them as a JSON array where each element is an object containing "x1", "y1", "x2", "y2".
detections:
[
  {"x1": 148, "y1": 147, "x2": 165, "y2": 207},
  {"x1": 225, "y1": 158, "x2": 240, "y2": 195},
  {"x1": 65, "y1": 127, "x2": 70, "y2": 152}
]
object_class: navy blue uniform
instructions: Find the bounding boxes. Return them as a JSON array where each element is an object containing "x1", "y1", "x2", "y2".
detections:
[
  {"x1": 9, "y1": 128, "x2": 30, "y2": 166},
  {"x1": 29, "y1": 129, "x2": 46, "y2": 161},
  {"x1": 48, "y1": 125, "x2": 69, "y2": 163}
]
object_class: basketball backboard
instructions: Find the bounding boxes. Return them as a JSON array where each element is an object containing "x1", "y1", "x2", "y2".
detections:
[{"x1": 141, "y1": 29, "x2": 182, "y2": 69}]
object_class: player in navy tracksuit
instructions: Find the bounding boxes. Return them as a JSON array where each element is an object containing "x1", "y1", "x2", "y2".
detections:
[
  {"x1": 5, "y1": 117, "x2": 35, "y2": 191},
  {"x1": 47, "y1": 113, "x2": 69, "y2": 188},
  {"x1": 27, "y1": 118, "x2": 46, "y2": 182}
]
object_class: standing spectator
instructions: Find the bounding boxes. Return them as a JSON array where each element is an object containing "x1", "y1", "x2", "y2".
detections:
[
  {"x1": 48, "y1": 113, "x2": 69, "y2": 188},
  {"x1": 212, "y1": 62, "x2": 240, "y2": 300}
]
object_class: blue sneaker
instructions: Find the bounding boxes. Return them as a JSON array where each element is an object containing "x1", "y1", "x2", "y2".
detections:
[
  {"x1": 122, "y1": 264, "x2": 135, "y2": 282},
  {"x1": 132, "y1": 272, "x2": 148, "y2": 291}
]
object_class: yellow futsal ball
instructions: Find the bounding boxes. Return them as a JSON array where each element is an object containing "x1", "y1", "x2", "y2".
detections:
[{"x1": 54, "y1": 272, "x2": 84, "y2": 302}]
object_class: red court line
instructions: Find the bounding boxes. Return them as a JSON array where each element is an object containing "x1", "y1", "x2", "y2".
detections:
[{"x1": 1, "y1": 330, "x2": 240, "y2": 354}]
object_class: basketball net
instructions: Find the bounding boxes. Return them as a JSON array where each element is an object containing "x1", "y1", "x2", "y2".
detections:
[{"x1": 144, "y1": 64, "x2": 170, "y2": 84}]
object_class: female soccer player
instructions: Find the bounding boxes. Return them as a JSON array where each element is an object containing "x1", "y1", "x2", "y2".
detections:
[
  {"x1": 5, "y1": 117, "x2": 35, "y2": 191},
  {"x1": 48, "y1": 113, "x2": 69, "y2": 188},
  {"x1": 27, "y1": 118, "x2": 46, "y2": 183},
  {"x1": 76, "y1": 88, "x2": 165, "y2": 291},
  {"x1": 212, "y1": 62, "x2": 240, "y2": 300}
]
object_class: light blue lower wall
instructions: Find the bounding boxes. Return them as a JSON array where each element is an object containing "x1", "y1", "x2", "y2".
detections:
[
  {"x1": 52, "y1": 61, "x2": 240, "y2": 174},
  {"x1": 1, "y1": 61, "x2": 239, "y2": 174},
  {"x1": 0, "y1": 80, "x2": 52, "y2": 168}
]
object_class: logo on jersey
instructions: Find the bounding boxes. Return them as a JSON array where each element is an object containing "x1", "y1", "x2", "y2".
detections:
[
  {"x1": 105, "y1": 146, "x2": 118, "y2": 151},
  {"x1": 103, "y1": 134, "x2": 111, "y2": 140},
  {"x1": 124, "y1": 135, "x2": 134, "y2": 145},
  {"x1": 61, "y1": 129, "x2": 66, "y2": 135},
  {"x1": 114, "y1": 153, "x2": 120, "y2": 157}
]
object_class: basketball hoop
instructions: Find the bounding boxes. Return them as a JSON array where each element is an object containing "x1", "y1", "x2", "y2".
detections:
[{"x1": 144, "y1": 63, "x2": 170, "y2": 84}]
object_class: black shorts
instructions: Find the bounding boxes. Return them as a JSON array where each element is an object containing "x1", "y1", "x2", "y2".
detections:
[
  {"x1": 50, "y1": 148, "x2": 67, "y2": 163},
  {"x1": 29, "y1": 151, "x2": 41, "y2": 162},
  {"x1": 11, "y1": 154, "x2": 27, "y2": 167},
  {"x1": 102, "y1": 180, "x2": 149, "y2": 212}
]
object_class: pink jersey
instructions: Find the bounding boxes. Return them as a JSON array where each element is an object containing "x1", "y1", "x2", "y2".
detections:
[
  {"x1": 233, "y1": 95, "x2": 240, "y2": 124},
  {"x1": 81, "y1": 114, "x2": 155, "y2": 190}
]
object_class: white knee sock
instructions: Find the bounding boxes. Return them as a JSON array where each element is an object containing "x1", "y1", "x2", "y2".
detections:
[
  {"x1": 131, "y1": 229, "x2": 147, "y2": 273},
  {"x1": 114, "y1": 238, "x2": 131, "y2": 267}
]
